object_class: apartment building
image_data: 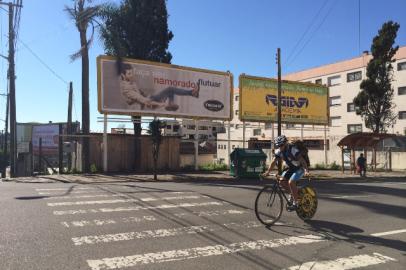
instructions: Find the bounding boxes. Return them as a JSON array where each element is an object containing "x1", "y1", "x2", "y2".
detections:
[
  {"x1": 218, "y1": 46, "x2": 406, "y2": 167},
  {"x1": 163, "y1": 119, "x2": 225, "y2": 141}
]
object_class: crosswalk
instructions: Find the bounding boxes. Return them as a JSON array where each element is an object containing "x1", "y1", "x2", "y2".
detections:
[{"x1": 36, "y1": 185, "x2": 401, "y2": 270}]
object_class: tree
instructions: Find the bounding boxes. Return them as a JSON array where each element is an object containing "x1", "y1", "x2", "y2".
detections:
[
  {"x1": 99, "y1": 0, "x2": 173, "y2": 136},
  {"x1": 147, "y1": 119, "x2": 164, "y2": 180},
  {"x1": 354, "y1": 21, "x2": 400, "y2": 133},
  {"x1": 65, "y1": 0, "x2": 100, "y2": 172}
]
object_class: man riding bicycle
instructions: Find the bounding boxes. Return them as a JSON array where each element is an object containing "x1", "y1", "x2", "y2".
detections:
[{"x1": 262, "y1": 135, "x2": 309, "y2": 211}]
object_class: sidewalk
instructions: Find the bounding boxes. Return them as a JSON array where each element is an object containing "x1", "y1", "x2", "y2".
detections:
[{"x1": 2, "y1": 170, "x2": 405, "y2": 184}]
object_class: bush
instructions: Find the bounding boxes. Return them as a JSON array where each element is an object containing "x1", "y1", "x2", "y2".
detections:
[
  {"x1": 90, "y1": 164, "x2": 98, "y2": 174},
  {"x1": 312, "y1": 162, "x2": 341, "y2": 170},
  {"x1": 199, "y1": 163, "x2": 228, "y2": 171}
]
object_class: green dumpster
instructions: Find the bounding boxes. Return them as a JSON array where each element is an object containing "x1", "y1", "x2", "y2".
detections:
[{"x1": 230, "y1": 148, "x2": 267, "y2": 178}]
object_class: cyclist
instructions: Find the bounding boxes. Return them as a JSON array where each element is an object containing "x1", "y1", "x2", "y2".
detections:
[{"x1": 262, "y1": 135, "x2": 309, "y2": 211}]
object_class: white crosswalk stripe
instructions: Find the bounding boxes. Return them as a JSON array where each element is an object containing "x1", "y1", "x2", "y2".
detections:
[
  {"x1": 86, "y1": 234, "x2": 326, "y2": 270},
  {"x1": 47, "y1": 195, "x2": 208, "y2": 207},
  {"x1": 174, "y1": 209, "x2": 248, "y2": 217},
  {"x1": 43, "y1": 191, "x2": 191, "y2": 199},
  {"x1": 283, "y1": 252, "x2": 397, "y2": 270},
  {"x1": 72, "y1": 220, "x2": 262, "y2": 246},
  {"x1": 53, "y1": 201, "x2": 227, "y2": 216},
  {"x1": 61, "y1": 215, "x2": 157, "y2": 228}
]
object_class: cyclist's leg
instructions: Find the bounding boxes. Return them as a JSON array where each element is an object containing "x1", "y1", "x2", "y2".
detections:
[
  {"x1": 280, "y1": 169, "x2": 293, "y2": 193},
  {"x1": 288, "y1": 168, "x2": 305, "y2": 204}
]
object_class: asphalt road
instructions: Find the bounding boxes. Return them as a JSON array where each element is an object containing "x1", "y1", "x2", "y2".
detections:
[{"x1": 0, "y1": 177, "x2": 405, "y2": 270}]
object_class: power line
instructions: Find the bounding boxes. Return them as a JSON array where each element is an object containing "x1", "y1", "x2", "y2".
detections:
[
  {"x1": 286, "y1": 0, "x2": 338, "y2": 68},
  {"x1": 285, "y1": 0, "x2": 330, "y2": 65},
  {"x1": 16, "y1": 38, "x2": 79, "y2": 121}
]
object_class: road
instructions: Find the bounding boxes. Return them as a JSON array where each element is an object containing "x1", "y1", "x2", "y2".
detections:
[{"x1": 0, "y1": 177, "x2": 405, "y2": 269}]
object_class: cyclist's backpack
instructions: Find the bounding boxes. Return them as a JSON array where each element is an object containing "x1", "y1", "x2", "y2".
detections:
[{"x1": 289, "y1": 140, "x2": 310, "y2": 167}]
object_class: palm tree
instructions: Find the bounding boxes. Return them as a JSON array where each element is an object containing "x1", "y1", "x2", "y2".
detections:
[{"x1": 65, "y1": 0, "x2": 100, "y2": 173}]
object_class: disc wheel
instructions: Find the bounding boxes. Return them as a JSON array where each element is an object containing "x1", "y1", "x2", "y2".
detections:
[
  {"x1": 296, "y1": 186, "x2": 318, "y2": 221},
  {"x1": 255, "y1": 185, "x2": 283, "y2": 226}
]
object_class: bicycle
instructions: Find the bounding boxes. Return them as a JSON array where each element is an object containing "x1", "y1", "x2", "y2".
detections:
[{"x1": 254, "y1": 173, "x2": 318, "y2": 226}]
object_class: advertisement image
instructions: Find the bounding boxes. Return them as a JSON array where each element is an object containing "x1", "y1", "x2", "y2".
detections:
[
  {"x1": 239, "y1": 75, "x2": 329, "y2": 125},
  {"x1": 98, "y1": 56, "x2": 233, "y2": 120}
]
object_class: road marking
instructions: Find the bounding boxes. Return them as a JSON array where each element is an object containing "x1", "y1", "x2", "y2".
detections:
[
  {"x1": 327, "y1": 195, "x2": 371, "y2": 199},
  {"x1": 371, "y1": 229, "x2": 406, "y2": 237},
  {"x1": 36, "y1": 187, "x2": 95, "y2": 191},
  {"x1": 39, "y1": 190, "x2": 106, "y2": 195},
  {"x1": 86, "y1": 234, "x2": 325, "y2": 270},
  {"x1": 44, "y1": 191, "x2": 192, "y2": 200},
  {"x1": 47, "y1": 195, "x2": 208, "y2": 207},
  {"x1": 174, "y1": 209, "x2": 248, "y2": 217},
  {"x1": 72, "y1": 221, "x2": 262, "y2": 246},
  {"x1": 53, "y1": 201, "x2": 226, "y2": 216},
  {"x1": 61, "y1": 216, "x2": 156, "y2": 228},
  {"x1": 283, "y1": 252, "x2": 396, "y2": 270}
]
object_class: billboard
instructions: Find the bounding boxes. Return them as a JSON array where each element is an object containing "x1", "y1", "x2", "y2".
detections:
[
  {"x1": 32, "y1": 124, "x2": 60, "y2": 155},
  {"x1": 97, "y1": 56, "x2": 233, "y2": 120},
  {"x1": 239, "y1": 75, "x2": 329, "y2": 124}
]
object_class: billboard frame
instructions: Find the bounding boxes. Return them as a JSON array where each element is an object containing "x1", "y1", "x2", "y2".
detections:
[
  {"x1": 97, "y1": 55, "x2": 234, "y2": 121},
  {"x1": 238, "y1": 74, "x2": 329, "y2": 125}
]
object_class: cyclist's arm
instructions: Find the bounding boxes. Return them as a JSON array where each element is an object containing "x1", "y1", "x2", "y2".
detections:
[{"x1": 264, "y1": 156, "x2": 280, "y2": 175}]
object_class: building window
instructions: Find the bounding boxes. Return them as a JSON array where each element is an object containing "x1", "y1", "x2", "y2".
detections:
[
  {"x1": 235, "y1": 110, "x2": 239, "y2": 115},
  {"x1": 315, "y1": 79, "x2": 322, "y2": 85},
  {"x1": 347, "y1": 124, "x2": 362, "y2": 134},
  {"x1": 329, "y1": 96, "x2": 341, "y2": 106},
  {"x1": 166, "y1": 125, "x2": 172, "y2": 130},
  {"x1": 329, "y1": 116, "x2": 341, "y2": 127},
  {"x1": 347, "y1": 71, "x2": 362, "y2": 82},
  {"x1": 235, "y1": 95, "x2": 239, "y2": 101},
  {"x1": 398, "y1": 62, "x2": 406, "y2": 71},
  {"x1": 398, "y1": 86, "x2": 406, "y2": 95},
  {"x1": 187, "y1": 125, "x2": 196, "y2": 130},
  {"x1": 235, "y1": 124, "x2": 240, "y2": 130},
  {"x1": 399, "y1": 111, "x2": 406, "y2": 119},
  {"x1": 198, "y1": 126, "x2": 208, "y2": 130},
  {"x1": 286, "y1": 123, "x2": 295, "y2": 129},
  {"x1": 328, "y1": 75, "x2": 341, "y2": 86},
  {"x1": 347, "y1": 103, "x2": 356, "y2": 112},
  {"x1": 173, "y1": 125, "x2": 180, "y2": 132},
  {"x1": 253, "y1": 129, "x2": 261, "y2": 136},
  {"x1": 232, "y1": 145, "x2": 235, "y2": 149}
]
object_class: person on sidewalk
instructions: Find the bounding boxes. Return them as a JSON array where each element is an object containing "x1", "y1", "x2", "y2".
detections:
[
  {"x1": 356, "y1": 153, "x2": 367, "y2": 177},
  {"x1": 262, "y1": 135, "x2": 310, "y2": 211}
]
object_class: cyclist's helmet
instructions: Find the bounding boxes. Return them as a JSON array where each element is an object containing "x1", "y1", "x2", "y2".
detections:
[{"x1": 274, "y1": 135, "x2": 288, "y2": 148}]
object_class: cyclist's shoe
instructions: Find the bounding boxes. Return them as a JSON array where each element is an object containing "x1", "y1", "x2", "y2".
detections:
[{"x1": 286, "y1": 202, "x2": 298, "y2": 212}]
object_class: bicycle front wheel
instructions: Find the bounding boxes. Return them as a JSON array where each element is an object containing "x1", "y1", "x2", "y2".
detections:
[{"x1": 255, "y1": 185, "x2": 283, "y2": 226}]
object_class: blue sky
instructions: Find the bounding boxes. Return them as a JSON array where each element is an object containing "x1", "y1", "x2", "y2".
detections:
[{"x1": 0, "y1": 0, "x2": 405, "y2": 132}]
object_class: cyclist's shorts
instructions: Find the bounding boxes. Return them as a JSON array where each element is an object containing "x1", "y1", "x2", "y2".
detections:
[{"x1": 281, "y1": 168, "x2": 304, "y2": 181}]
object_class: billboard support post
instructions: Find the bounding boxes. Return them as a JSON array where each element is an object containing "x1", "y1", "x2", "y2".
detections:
[
  {"x1": 227, "y1": 121, "x2": 231, "y2": 168},
  {"x1": 242, "y1": 121, "x2": 246, "y2": 148},
  {"x1": 103, "y1": 114, "x2": 108, "y2": 172},
  {"x1": 194, "y1": 120, "x2": 199, "y2": 171},
  {"x1": 324, "y1": 124, "x2": 328, "y2": 165},
  {"x1": 301, "y1": 124, "x2": 304, "y2": 140}
]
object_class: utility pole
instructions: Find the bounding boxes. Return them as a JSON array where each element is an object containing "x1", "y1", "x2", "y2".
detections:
[
  {"x1": 0, "y1": 1, "x2": 23, "y2": 177},
  {"x1": 277, "y1": 48, "x2": 282, "y2": 174},
  {"x1": 2, "y1": 92, "x2": 8, "y2": 157},
  {"x1": 67, "y1": 82, "x2": 73, "y2": 172},
  {"x1": 277, "y1": 48, "x2": 282, "y2": 137}
]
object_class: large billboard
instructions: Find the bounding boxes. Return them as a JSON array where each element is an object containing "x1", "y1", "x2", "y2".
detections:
[
  {"x1": 97, "y1": 56, "x2": 233, "y2": 120},
  {"x1": 239, "y1": 75, "x2": 329, "y2": 124},
  {"x1": 32, "y1": 124, "x2": 60, "y2": 155}
]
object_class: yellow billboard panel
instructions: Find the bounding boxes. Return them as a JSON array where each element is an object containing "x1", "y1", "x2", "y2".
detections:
[{"x1": 239, "y1": 75, "x2": 329, "y2": 124}]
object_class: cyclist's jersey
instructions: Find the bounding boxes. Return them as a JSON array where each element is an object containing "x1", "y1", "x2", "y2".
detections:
[{"x1": 274, "y1": 144, "x2": 301, "y2": 169}]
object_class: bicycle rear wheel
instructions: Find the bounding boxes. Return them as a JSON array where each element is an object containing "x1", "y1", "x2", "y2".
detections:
[
  {"x1": 296, "y1": 186, "x2": 318, "y2": 221},
  {"x1": 255, "y1": 185, "x2": 283, "y2": 226}
]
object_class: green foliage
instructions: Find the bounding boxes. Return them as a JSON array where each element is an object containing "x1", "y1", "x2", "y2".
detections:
[
  {"x1": 199, "y1": 163, "x2": 228, "y2": 171},
  {"x1": 99, "y1": 0, "x2": 173, "y2": 64},
  {"x1": 354, "y1": 21, "x2": 400, "y2": 133},
  {"x1": 312, "y1": 162, "x2": 341, "y2": 170},
  {"x1": 90, "y1": 163, "x2": 98, "y2": 174}
]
